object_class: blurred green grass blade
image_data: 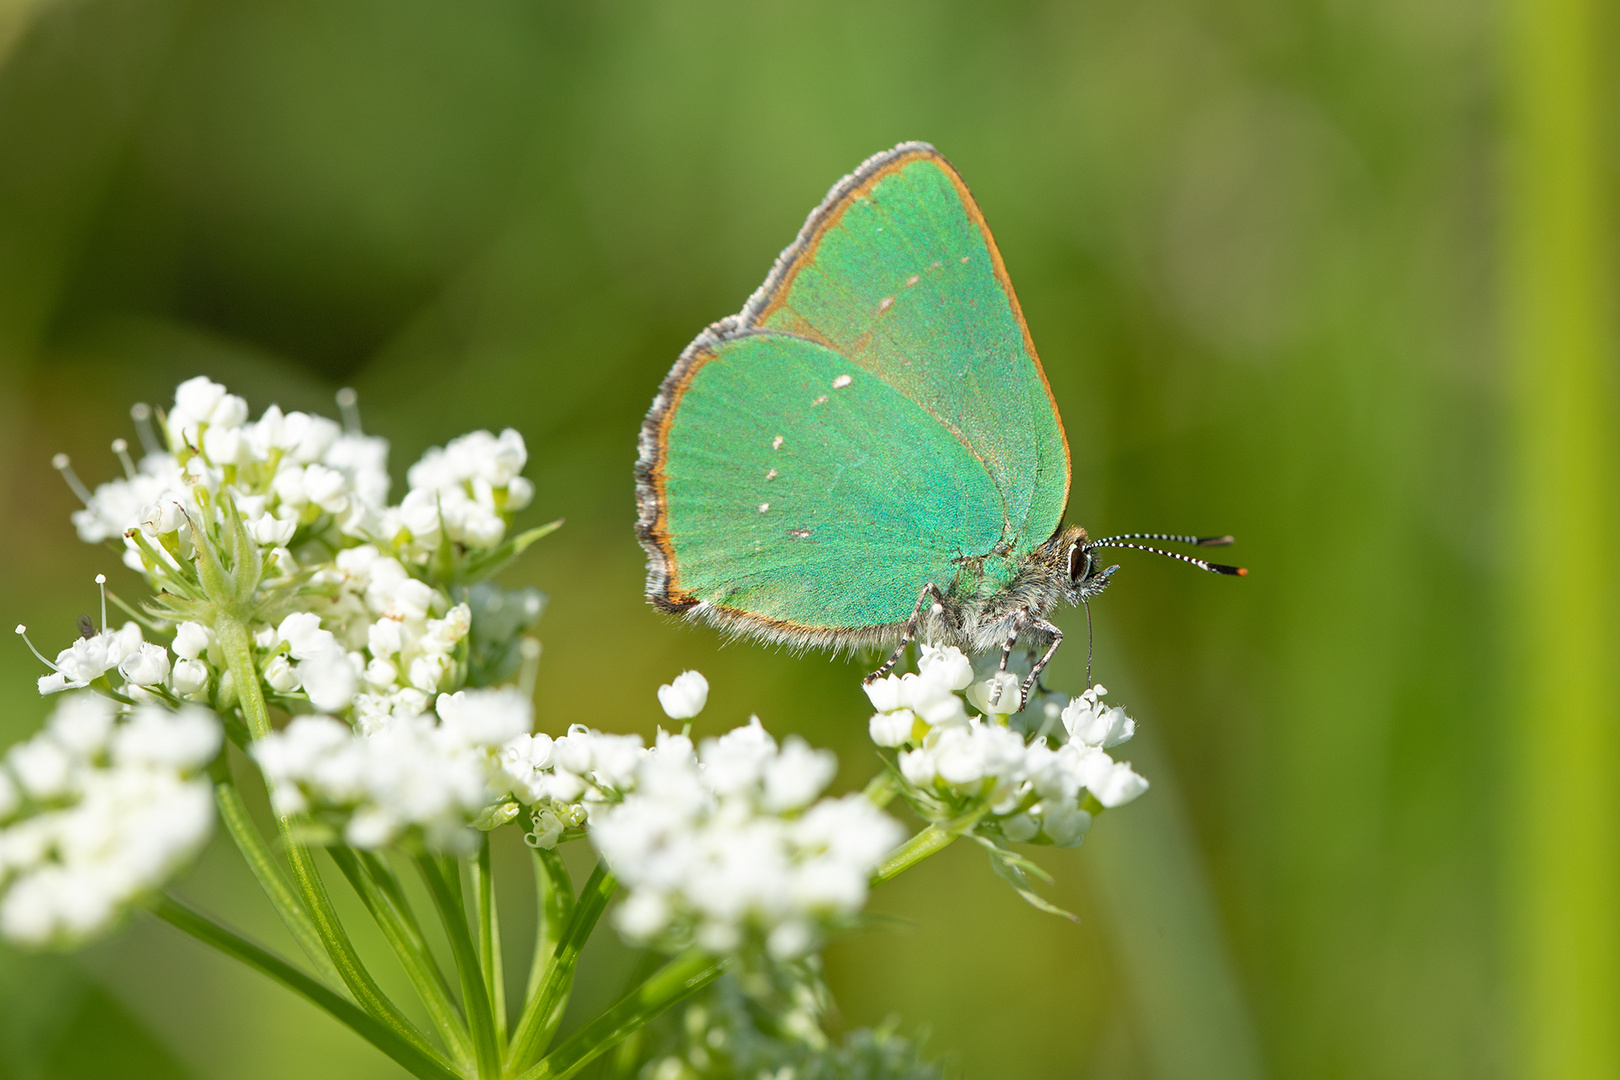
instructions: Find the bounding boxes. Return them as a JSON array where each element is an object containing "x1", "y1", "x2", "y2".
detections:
[
  {"x1": 1502, "y1": 0, "x2": 1620, "y2": 1074},
  {"x1": 1082, "y1": 731, "x2": 1264, "y2": 1080}
]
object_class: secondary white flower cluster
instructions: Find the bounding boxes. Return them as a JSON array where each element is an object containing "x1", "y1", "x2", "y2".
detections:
[
  {"x1": 867, "y1": 646, "x2": 1148, "y2": 847},
  {"x1": 27, "y1": 599, "x2": 180, "y2": 700},
  {"x1": 70, "y1": 377, "x2": 383, "y2": 564},
  {"x1": 253, "y1": 668, "x2": 903, "y2": 957},
  {"x1": 43, "y1": 378, "x2": 543, "y2": 727},
  {"x1": 253, "y1": 687, "x2": 535, "y2": 851},
  {"x1": 66, "y1": 376, "x2": 532, "y2": 580},
  {"x1": 0, "y1": 694, "x2": 221, "y2": 946},
  {"x1": 68, "y1": 375, "x2": 531, "y2": 566},
  {"x1": 594, "y1": 716, "x2": 904, "y2": 961}
]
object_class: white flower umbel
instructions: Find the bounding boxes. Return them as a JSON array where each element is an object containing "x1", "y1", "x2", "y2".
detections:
[
  {"x1": 590, "y1": 688, "x2": 903, "y2": 961},
  {"x1": 54, "y1": 379, "x2": 541, "y2": 636},
  {"x1": 0, "y1": 694, "x2": 221, "y2": 947},
  {"x1": 868, "y1": 649, "x2": 1149, "y2": 848},
  {"x1": 253, "y1": 687, "x2": 536, "y2": 852}
]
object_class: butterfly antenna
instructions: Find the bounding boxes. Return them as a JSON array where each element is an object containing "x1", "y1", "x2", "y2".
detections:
[
  {"x1": 1089, "y1": 532, "x2": 1234, "y2": 548},
  {"x1": 1085, "y1": 539, "x2": 1248, "y2": 577}
]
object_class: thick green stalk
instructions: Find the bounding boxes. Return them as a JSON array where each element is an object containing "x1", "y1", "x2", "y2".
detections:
[
  {"x1": 154, "y1": 896, "x2": 463, "y2": 1080},
  {"x1": 473, "y1": 838, "x2": 507, "y2": 1043},
  {"x1": 330, "y1": 847, "x2": 475, "y2": 1070},
  {"x1": 418, "y1": 855, "x2": 503, "y2": 1080},
  {"x1": 513, "y1": 951, "x2": 723, "y2": 1080},
  {"x1": 216, "y1": 614, "x2": 444, "y2": 1065},
  {"x1": 505, "y1": 863, "x2": 616, "y2": 1075},
  {"x1": 525, "y1": 847, "x2": 574, "y2": 1004},
  {"x1": 215, "y1": 780, "x2": 343, "y2": 988},
  {"x1": 1502, "y1": 0, "x2": 1620, "y2": 1073}
]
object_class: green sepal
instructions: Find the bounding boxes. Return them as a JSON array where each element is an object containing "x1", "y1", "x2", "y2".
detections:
[
  {"x1": 970, "y1": 834, "x2": 1077, "y2": 922},
  {"x1": 453, "y1": 519, "x2": 563, "y2": 587}
]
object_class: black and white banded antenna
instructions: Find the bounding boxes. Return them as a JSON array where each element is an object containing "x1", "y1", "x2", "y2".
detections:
[{"x1": 1084, "y1": 533, "x2": 1248, "y2": 577}]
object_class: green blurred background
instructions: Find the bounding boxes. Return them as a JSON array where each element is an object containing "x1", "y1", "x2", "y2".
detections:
[{"x1": 0, "y1": 0, "x2": 1613, "y2": 1077}]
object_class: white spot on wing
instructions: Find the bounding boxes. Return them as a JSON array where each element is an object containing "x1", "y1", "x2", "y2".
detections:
[
  {"x1": 877, "y1": 296, "x2": 894, "y2": 313},
  {"x1": 765, "y1": 468, "x2": 778, "y2": 480},
  {"x1": 771, "y1": 435, "x2": 783, "y2": 450},
  {"x1": 812, "y1": 394, "x2": 829, "y2": 406},
  {"x1": 906, "y1": 275, "x2": 920, "y2": 286},
  {"x1": 960, "y1": 255, "x2": 970, "y2": 263},
  {"x1": 832, "y1": 374, "x2": 852, "y2": 389},
  {"x1": 758, "y1": 502, "x2": 770, "y2": 513},
  {"x1": 789, "y1": 528, "x2": 811, "y2": 539}
]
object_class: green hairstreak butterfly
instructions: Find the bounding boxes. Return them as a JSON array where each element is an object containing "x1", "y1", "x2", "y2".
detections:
[{"x1": 636, "y1": 142, "x2": 1243, "y2": 706}]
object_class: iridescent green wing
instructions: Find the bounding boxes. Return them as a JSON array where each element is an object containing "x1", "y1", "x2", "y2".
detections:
[
  {"x1": 747, "y1": 142, "x2": 1070, "y2": 566},
  {"x1": 642, "y1": 330, "x2": 1005, "y2": 635},
  {"x1": 636, "y1": 142, "x2": 1068, "y2": 642}
]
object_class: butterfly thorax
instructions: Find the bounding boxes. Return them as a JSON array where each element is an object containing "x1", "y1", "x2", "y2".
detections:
[{"x1": 919, "y1": 525, "x2": 1093, "y2": 655}]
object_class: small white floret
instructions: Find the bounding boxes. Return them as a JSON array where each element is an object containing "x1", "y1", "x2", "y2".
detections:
[{"x1": 656, "y1": 670, "x2": 709, "y2": 720}]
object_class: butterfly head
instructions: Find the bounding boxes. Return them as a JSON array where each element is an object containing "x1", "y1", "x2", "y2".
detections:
[{"x1": 1066, "y1": 539, "x2": 1119, "y2": 601}]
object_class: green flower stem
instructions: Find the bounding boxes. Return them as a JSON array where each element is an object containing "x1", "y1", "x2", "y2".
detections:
[
  {"x1": 505, "y1": 862, "x2": 616, "y2": 1076},
  {"x1": 215, "y1": 615, "x2": 271, "y2": 739},
  {"x1": 215, "y1": 780, "x2": 343, "y2": 989},
  {"x1": 330, "y1": 847, "x2": 475, "y2": 1071},
  {"x1": 153, "y1": 896, "x2": 463, "y2": 1080},
  {"x1": 216, "y1": 613, "x2": 444, "y2": 1066},
  {"x1": 862, "y1": 770, "x2": 898, "y2": 809},
  {"x1": 473, "y1": 838, "x2": 507, "y2": 1044},
  {"x1": 524, "y1": 847, "x2": 573, "y2": 1004},
  {"x1": 871, "y1": 824, "x2": 955, "y2": 886},
  {"x1": 418, "y1": 855, "x2": 503, "y2": 1080},
  {"x1": 513, "y1": 950, "x2": 723, "y2": 1080}
]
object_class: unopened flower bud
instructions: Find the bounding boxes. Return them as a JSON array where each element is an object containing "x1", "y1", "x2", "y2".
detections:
[
  {"x1": 656, "y1": 670, "x2": 709, "y2": 720},
  {"x1": 869, "y1": 708, "x2": 918, "y2": 748},
  {"x1": 917, "y1": 644, "x2": 974, "y2": 691},
  {"x1": 172, "y1": 622, "x2": 211, "y2": 661},
  {"x1": 1041, "y1": 802, "x2": 1093, "y2": 847},
  {"x1": 117, "y1": 643, "x2": 171, "y2": 686},
  {"x1": 172, "y1": 658, "x2": 210, "y2": 696},
  {"x1": 263, "y1": 655, "x2": 300, "y2": 694},
  {"x1": 248, "y1": 513, "x2": 297, "y2": 547},
  {"x1": 277, "y1": 612, "x2": 335, "y2": 661}
]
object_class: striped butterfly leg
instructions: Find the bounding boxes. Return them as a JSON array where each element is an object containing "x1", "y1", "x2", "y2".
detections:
[
  {"x1": 865, "y1": 582, "x2": 950, "y2": 685},
  {"x1": 997, "y1": 615, "x2": 1063, "y2": 712}
]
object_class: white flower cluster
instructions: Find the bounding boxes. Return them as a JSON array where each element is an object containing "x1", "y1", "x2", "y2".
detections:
[
  {"x1": 252, "y1": 687, "x2": 535, "y2": 851},
  {"x1": 28, "y1": 602, "x2": 177, "y2": 699},
  {"x1": 253, "y1": 668, "x2": 903, "y2": 957},
  {"x1": 295, "y1": 546, "x2": 476, "y2": 724},
  {"x1": 0, "y1": 694, "x2": 221, "y2": 946},
  {"x1": 402, "y1": 429, "x2": 533, "y2": 551},
  {"x1": 44, "y1": 379, "x2": 542, "y2": 730},
  {"x1": 596, "y1": 720, "x2": 902, "y2": 960},
  {"x1": 71, "y1": 377, "x2": 388, "y2": 562},
  {"x1": 65, "y1": 375, "x2": 531, "y2": 583},
  {"x1": 866, "y1": 646, "x2": 1148, "y2": 847}
]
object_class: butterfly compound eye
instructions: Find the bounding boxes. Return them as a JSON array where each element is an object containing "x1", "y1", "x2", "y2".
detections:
[{"x1": 1067, "y1": 545, "x2": 1094, "y2": 583}]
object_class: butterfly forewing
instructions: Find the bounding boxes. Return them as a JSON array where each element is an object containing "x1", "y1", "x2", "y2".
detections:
[{"x1": 749, "y1": 144, "x2": 1070, "y2": 557}]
